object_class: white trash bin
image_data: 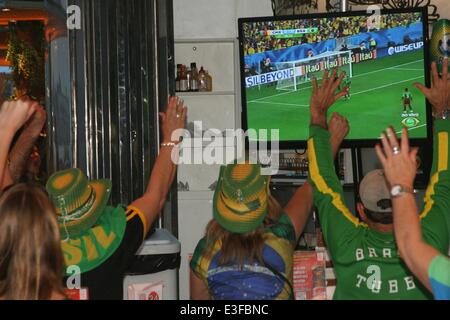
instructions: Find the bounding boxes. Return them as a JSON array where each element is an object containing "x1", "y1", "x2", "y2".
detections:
[{"x1": 123, "y1": 228, "x2": 181, "y2": 300}]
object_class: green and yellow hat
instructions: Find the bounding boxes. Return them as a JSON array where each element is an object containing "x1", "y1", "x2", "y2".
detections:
[
  {"x1": 213, "y1": 163, "x2": 270, "y2": 234},
  {"x1": 46, "y1": 168, "x2": 112, "y2": 238}
]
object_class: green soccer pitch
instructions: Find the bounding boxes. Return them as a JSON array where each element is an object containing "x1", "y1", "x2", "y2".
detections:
[{"x1": 245, "y1": 50, "x2": 427, "y2": 142}]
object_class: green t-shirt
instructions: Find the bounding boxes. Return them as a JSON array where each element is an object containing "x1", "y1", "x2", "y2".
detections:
[
  {"x1": 402, "y1": 92, "x2": 412, "y2": 100},
  {"x1": 61, "y1": 205, "x2": 127, "y2": 275},
  {"x1": 307, "y1": 120, "x2": 450, "y2": 300},
  {"x1": 343, "y1": 78, "x2": 351, "y2": 88},
  {"x1": 190, "y1": 214, "x2": 296, "y2": 300}
]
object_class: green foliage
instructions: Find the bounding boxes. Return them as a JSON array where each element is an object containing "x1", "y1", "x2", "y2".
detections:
[{"x1": 6, "y1": 21, "x2": 45, "y2": 100}]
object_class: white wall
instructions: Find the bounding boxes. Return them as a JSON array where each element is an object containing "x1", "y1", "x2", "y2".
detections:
[
  {"x1": 435, "y1": 0, "x2": 450, "y2": 19},
  {"x1": 173, "y1": 0, "x2": 273, "y2": 39}
]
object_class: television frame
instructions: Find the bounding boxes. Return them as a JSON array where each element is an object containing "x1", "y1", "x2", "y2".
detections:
[{"x1": 238, "y1": 7, "x2": 432, "y2": 149}]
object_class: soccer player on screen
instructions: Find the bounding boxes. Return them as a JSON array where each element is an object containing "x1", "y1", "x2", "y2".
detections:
[
  {"x1": 402, "y1": 88, "x2": 413, "y2": 113},
  {"x1": 343, "y1": 76, "x2": 351, "y2": 100}
]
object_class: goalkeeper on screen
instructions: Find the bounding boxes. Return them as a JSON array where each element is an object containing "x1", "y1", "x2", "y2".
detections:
[
  {"x1": 342, "y1": 75, "x2": 351, "y2": 100},
  {"x1": 401, "y1": 88, "x2": 413, "y2": 113},
  {"x1": 336, "y1": 75, "x2": 352, "y2": 100}
]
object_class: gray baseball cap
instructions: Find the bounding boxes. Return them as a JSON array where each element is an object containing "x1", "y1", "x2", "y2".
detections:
[{"x1": 359, "y1": 169, "x2": 392, "y2": 213}]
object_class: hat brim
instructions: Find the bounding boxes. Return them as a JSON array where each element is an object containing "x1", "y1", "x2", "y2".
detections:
[
  {"x1": 213, "y1": 166, "x2": 269, "y2": 234},
  {"x1": 58, "y1": 179, "x2": 112, "y2": 237}
]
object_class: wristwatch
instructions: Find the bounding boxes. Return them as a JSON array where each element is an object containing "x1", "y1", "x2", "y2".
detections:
[{"x1": 390, "y1": 185, "x2": 416, "y2": 198}]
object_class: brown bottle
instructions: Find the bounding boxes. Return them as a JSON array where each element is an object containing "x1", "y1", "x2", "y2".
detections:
[
  {"x1": 205, "y1": 70, "x2": 213, "y2": 92},
  {"x1": 186, "y1": 67, "x2": 192, "y2": 92},
  {"x1": 175, "y1": 64, "x2": 182, "y2": 92},
  {"x1": 198, "y1": 66, "x2": 207, "y2": 92},
  {"x1": 179, "y1": 65, "x2": 189, "y2": 92},
  {"x1": 190, "y1": 62, "x2": 199, "y2": 92}
]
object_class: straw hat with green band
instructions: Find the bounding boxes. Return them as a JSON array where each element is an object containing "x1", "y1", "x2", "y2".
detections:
[
  {"x1": 46, "y1": 168, "x2": 112, "y2": 238},
  {"x1": 213, "y1": 163, "x2": 270, "y2": 234}
]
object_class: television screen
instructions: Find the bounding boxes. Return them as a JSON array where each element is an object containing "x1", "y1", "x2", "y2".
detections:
[{"x1": 238, "y1": 8, "x2": 431, "y2": 147}]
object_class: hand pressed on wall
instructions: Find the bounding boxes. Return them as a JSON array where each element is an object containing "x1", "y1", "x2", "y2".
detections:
[{"x1": 159, "y1": 96, "x2": 188, "y2": 143}]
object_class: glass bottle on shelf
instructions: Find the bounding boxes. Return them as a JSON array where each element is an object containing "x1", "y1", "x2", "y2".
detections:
[
  {"x1": 186, "y1": 67, "x2": 192, "y2": 92},
  {"x1": 198, "y1": 66, "x2": 207, "y2": 92},
  {"x1": 175, "y1": 64, "x2": 182, "y2": 92},
  {"x1": 190, "y1": 62, "x2": 199, "y2": 92},
  {"x1": 205, "y1": 70, "x2": 213, "y2": 92},
  {"x1": 179, "y1": 65, "x2": 189, "y2": 92}
]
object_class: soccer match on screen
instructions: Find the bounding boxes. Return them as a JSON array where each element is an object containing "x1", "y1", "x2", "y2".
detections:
[{"x1": 241, "y1": 11, "x2": 428, "y2": 142}]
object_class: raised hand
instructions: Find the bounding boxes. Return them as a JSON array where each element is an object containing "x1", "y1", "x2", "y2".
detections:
[
  {"x1": 328, "y1": 112, "x2": 349, "y2": 157},
  {"x1": 159, "y1": 96, "x2": 187, "y2": 143},
  {"x1": 25, "y1": 104, "x2": 47, "y2": 138},
  {"x1": 415, "y1": 59, "x2": 450, "y2": 116},
  {"x1": 310, "y1": 69, "x2": 347, "y2": 129},
  {"x1": 0, "y1": 97, "x2": 37, "y2": 134},
  {"x1": 375, "y1": 127, "x2": 418, "y2": 190}
]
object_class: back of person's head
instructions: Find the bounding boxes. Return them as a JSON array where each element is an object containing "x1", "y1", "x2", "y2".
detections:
[
  {"x1": 357, "y1": 170, "x2": 393, "y2": 227},
  {"x1": 0, "y1": 184, "x2": 64, "y2": 300},
  {"x1": 205, "y1": 163, "x2": 282, "y2": 265}
]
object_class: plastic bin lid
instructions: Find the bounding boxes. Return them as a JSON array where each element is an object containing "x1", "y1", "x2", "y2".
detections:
[{"x1": 135, "y1": 228, "x2": 181, "y2": 255}]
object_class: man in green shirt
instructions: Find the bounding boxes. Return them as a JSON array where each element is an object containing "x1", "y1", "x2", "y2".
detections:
[
  {"x1": 306, "y1": 70, "x2": 449, "y2": 299},
  {"x1": 402, "y1": 88, "x2": 413, "y2": 113},
  {"x1": 375, "y1": 59, "x2": 450, "y2": 300}
]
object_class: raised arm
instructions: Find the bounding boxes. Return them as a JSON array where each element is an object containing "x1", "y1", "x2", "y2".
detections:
[
  {"x1": 307, "y1": 70, "x2": 363, "y2": 254},
  {"x1": 376, "y1": 127, "x2": 439, "y2": 291},
  {"x1": 375, "y1": 59, "x2": 450, "y2": 294},
  {"x1": 1, "y1": 103, "x2": 46, "y2": 189},
  {"x1": 284, "y1": 113, "x2": 349, "y2": 240},
  {"x1": 0, "y1": 99, "x2": 37, "y2": 189},
  {"x1": 414, "y1": 60, "x2": 450, "y2": 253},
  {"x1": 130, "y1": 96, "x2": 187, "y2": 235}
]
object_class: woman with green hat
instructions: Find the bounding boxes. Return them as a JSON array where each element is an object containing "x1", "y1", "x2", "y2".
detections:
[
  {"x1": 45, "y1": 96, "x2": 187, "y2": 300},
  {"x1": 190, "y1": 113, "x2": 348, "y2": 300}
]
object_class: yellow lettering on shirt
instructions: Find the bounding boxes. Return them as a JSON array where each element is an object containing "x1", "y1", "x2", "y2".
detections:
[
  {"x1": 92, "y1": 226, "x2": 116, "y2": 249},
  {"x1": 83, "y1": 235, "x2": 99, "y2": 261},
  {"x1": 62, "y1": 239, "x2": 82, "y2": 266}
]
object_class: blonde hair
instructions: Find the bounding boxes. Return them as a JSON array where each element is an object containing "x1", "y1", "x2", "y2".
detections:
[
  {"x1": 205, "y1": 194, "x2": 283, "y2": 266},
  {"x1": 0, "y1": 184, "x2": 65, "y2": 300}
]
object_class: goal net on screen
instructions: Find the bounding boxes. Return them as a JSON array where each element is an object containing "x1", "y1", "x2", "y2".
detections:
[{"x1": 273, "y1": 50, "x2": 353, "y2": 92}]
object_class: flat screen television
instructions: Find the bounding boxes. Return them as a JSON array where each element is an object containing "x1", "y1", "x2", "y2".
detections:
[{"x1": 238, "y1": 7, "x2": 431, "y2": 148}]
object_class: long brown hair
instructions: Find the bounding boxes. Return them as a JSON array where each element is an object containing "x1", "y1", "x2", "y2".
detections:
[
  {"x1": 205, "y1": 194, "x2": 283, "y2": 266},
  {"x1": 0, "y1": 183, "x2": 65, "y2": 300}
]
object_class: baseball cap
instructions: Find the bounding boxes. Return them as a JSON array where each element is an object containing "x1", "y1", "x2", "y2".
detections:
[{"x1": 359, "y1": 169, "x2": 392, "y2": 213}]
